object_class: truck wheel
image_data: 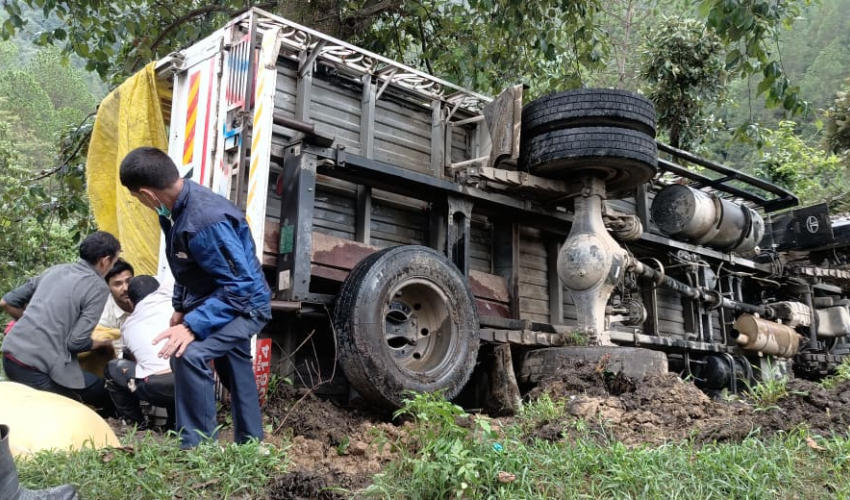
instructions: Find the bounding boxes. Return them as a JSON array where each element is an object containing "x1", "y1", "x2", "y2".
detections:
[
  {"x1": 519, "y1": 126, "x2": 657, "y2": 194},
  {"x1": 334, "y1": 245, "x2": 479, "y2": 408},
  {"x1": 517, "y1": 346, "x2": 668, "y2": 384},
  {"x1": 522, "y1": 89, "x2": 656, "y2": 138}
]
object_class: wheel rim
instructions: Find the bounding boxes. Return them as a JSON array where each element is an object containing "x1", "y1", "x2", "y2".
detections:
[{"x1": 383, "y1": 278, "x2": 457, "y2": 376}]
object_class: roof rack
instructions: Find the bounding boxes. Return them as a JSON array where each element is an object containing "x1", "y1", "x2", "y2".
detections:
[
  {"x1": 231, "y1": 8, "x2": 492, "y2": 113},
  {"x1": 655, "y1": 141, "x2": 798, "y2": 213}
]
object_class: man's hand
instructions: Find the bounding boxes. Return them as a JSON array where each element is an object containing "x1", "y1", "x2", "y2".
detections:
[
  {"x1": 170, "y1": 311, "x2": 185, "y2": 327},
  {"x1": 153, "y1": 324, "x2": 195, "y2": 359},
  {"x1": 0, "y1": 298, "x2": 24, "y2": 320}
]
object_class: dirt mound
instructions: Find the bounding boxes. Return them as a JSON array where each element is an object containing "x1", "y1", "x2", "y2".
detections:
[
  {"x1": 529, "y1": 362, "x2": 850, "y2": 446},
  {"x1": 264, "y1": 391, "x2": 398, "y2": 497},
  {"x1": 267, "y1": 469, "x2": 370, "y2": 500}
]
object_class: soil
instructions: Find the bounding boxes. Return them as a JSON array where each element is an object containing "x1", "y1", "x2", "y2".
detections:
[
  {"x1": 110, "y1": 360, "x2": 850, "y2": 498},
  {"x1": 528, "y1": 361, "x2": 850, "y2": 447},
  {"x1": 262, "y1": 388, "x2": 399, "y2": 500}
]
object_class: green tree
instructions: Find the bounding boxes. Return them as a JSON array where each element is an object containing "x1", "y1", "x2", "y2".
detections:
[
  {"x1": 700, "y1": 0, "x2": 812, "y2": 116},
  {"x1": 824, "y1": 76, "x2": 850, "y2": 159},
  {"x1": 757, "y1": 120, "x2": 847, "y2": 206},
  {"x1": 641, "y1": 16, "x2": 725, "y2": 149},
  {"x1": 0, "y1": 112, "x2": 81, "y2": 294}
]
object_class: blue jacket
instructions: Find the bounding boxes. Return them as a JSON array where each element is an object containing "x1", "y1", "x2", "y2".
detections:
[{"x1": 161, "y1": 180, "x2": 271, "y2": 339}]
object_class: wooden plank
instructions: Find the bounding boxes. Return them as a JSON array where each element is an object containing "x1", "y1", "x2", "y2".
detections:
[
  {"x1": 477, "y1": 300, "x2": 511, "y2": 318},
  {"x1": 265, "y1": 226, "x2": 512, "y2": 306},
  {"x1": 519, "y1": 283, "x2": 549, "y2": 302},
  {"x1": 469, "y1": 270, "x2": 510, "y2": 303}
]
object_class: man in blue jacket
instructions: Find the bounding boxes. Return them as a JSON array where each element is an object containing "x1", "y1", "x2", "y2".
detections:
[{"x1": 118, "y1": 147, "x2": 272, "y2": 449}]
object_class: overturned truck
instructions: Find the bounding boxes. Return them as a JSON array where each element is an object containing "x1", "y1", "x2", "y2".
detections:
[{"x1": 149, "y1": 8, "x2": 850, "y2": 409}]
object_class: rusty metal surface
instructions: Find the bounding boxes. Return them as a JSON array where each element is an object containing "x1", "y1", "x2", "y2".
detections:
[{"x1": 479, "y1": 328, "x2": 564, "y2": 346}]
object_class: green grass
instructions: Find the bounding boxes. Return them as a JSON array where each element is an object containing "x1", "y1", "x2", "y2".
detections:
[
  {"x1": 821, "y1": 357, "x2": 850, "y2": 390},
  {"x1": 16, "y1": 390, "x2": 850, "y2": 499},
  {"x1": 16, "y1": 431, "x2": 289, "y2": 499},
  {"x1": 364, "y1": 394, "x2": 850, "y2": 500},
  {"x1": 744, "y1": 364, "x2": 791, "y2": 411}
]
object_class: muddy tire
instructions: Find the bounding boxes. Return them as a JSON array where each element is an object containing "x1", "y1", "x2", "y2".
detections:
[
  {"x1": 517, "y1": 346, "x2": 668, "y2": 384},
  {"x1": 522, "y1": 89, "x2": 657, "y2": 138},
  {"x1": 333, "y1": 245, "x2": 479, "y2": 408},
  {"x1": 519, "y1": 127, "x2": 657, "y2": 193}
]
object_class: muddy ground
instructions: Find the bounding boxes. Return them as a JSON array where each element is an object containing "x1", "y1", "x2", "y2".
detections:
[
  {"x1": 260, "y1": 358, "x2": 850, "y2": 499},
  {"x1": 113, "y1": 360, "x2": 850, "y2": 499}
]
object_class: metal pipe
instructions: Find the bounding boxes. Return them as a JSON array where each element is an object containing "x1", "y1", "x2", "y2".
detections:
[
  {"x1": 270, "y1": 300, "x2": 301, "y2": 312},
  {"x1": 273, "y1": 113, "x2": 316, "y2": 135},
  {"x1": 630, "y1": 259, "x2": 767, "y2": 316},
  {"x1": 656, "y1": 141, "x2": 799, "y2": 212}
]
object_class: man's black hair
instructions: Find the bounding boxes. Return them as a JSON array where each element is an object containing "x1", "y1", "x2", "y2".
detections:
[
  {"x1": 79, "y1": 231, "x2": 121, "y2": 266},
  {"x1": 105, "y1": 258, "x2": 134, "y2": 283},
  {"x1": 119, "y1": 147, "x2": 180, "y2": 191},
  {"x1": 127, "y1": 275, "x2": 160, "y2": 306}
]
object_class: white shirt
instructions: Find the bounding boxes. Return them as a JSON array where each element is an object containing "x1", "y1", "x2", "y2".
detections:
[
  {"x1": 98, "y1": 295, "x2": 130, "y2": 329},
  {"x1": 120, "y1": 282, "x2": 174, "y2": 379}
]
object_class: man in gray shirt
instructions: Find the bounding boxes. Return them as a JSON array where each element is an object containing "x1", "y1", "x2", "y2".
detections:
[{"x1": 1, "y1": 231, "x2": 121, "y2": 417}]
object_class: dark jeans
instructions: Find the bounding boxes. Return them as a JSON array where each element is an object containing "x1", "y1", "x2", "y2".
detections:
[
  {"x1": 104, "y1": 359, "x2": 175, "y2": 430},
  {"x1": 2, "y1": 355, "x2": 116, "y2": 418},
  {"x1": 171, "y1": 307, "x2": 270, "y2": 448}
]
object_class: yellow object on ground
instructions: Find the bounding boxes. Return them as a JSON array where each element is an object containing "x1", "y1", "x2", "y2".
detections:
[
  {"x1": 0, "y1": 381, "x2": 120, "y2": 458},
  {"x1": 77, "y1": 326, "x2": 121, "y2": 377},
  {"x1": 86, "y1": 62, "x2": 170, "y2": 276}
]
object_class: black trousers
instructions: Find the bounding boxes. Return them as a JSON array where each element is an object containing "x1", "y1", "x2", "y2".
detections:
[
  {"x1": 2, "y1": 355, "x2": 116, "y2": 418},
  {"x1": 104, "y1": 359, "x2": 175, "y2": 430}
]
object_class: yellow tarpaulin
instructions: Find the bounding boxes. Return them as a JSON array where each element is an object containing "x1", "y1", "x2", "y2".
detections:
[
  {"x1": 86, "y1": 62, "x2": 169, "y2": 276},
  {"x1": 0, "y1": 382, "x2": 119, "y2": 458}
]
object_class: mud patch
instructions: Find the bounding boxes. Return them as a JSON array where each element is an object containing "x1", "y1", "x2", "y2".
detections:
[
  {"x1": 267, "y1": 469, "x2": 370, "y2": 500},
  {"x1": 265, "y1": 390, "x2": 398, "y2": 497},
  {"x1": 528, "y1": 361, "x2": 850, "y2": 446}
]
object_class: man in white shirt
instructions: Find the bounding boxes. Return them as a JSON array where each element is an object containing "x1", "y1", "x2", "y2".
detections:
[
  {"x1": 99, "y1": 259, "x2": 134, "y2": 330},
  {"x1": 104, "y1": 275, "x2": 175, "y2": 430}
]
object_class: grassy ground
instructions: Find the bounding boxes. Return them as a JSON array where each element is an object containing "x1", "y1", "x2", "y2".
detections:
[
  {"x1": 362, "y1": 393, "x2": 850, "y2": 500},
  {"x1": 16, "y1": 431, "x2": 288, "y2": 499},
  {"x1": 13, "y1": 375, "x2": 850, "y2": 499}
]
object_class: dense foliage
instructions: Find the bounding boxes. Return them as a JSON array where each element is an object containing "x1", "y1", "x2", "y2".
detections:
[
  {"x1": 1, "y1": 0, "x2": 850, "y2": 293},
  {"x1": 0, "y1": 40, "x2": 94, "y2": 295},
  {"x1": 641, "y1": 16, "x2": 725, "y2": 149}
]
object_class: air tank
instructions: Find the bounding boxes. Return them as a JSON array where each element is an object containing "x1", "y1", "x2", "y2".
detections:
[{"x1": 651, "y1": 184, "x2": 765, "y2": 253}]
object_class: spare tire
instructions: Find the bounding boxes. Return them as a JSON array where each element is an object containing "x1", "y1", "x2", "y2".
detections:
[
  {"x1": 519, "y1": 126, "x2": 658, "y2": 194},
  {"x1": 333, "y1": 245, "x2": 479, "y2": 408},
  {"x1": 522, "y1": 88, "x2": 657, "y2": 138}
]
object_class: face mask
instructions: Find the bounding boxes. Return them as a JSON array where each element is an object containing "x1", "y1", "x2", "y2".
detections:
[{"x1": 155, "y1": 203, "x2": 172, "y2": 218}]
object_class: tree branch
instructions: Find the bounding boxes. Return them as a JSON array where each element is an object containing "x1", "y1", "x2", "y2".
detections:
[
  {"x1": 29, "y1": 111, "x2": 96, "y2": 182},
  {"x1": 343, "y1": 0, "x2": 403, "y2": 23},
  {"x1": 149, "y1": 1, "x2": 276, "y2": 53}
]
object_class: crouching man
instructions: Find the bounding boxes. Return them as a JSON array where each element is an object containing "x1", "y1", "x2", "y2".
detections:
[
  {"x1": 105, "y1": 276, "x2": 175, "y2": 431},
  {"x1": 0, "y1": 231, "x2": 120, "y2": 417}
]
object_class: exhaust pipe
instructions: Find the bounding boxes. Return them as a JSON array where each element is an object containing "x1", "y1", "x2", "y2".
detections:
[{"x1": 734, "y1": 314, "x2": 802, "y2": 357}]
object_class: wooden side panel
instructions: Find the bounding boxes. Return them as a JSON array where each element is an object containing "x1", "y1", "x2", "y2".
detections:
[
  {"x1": 309, "y1": 74, "x2": 362, "y2": 155},
  {"x1": 370, "y1": 199, "x2": 428, "y2": 248},
  {"x1": 374, "y1": 97, "x2": 432, "y2": 173},
  {"x1": 271, "y1": 62, "x2": 298, "y2": 150},
  {"x1": 266, "y1": 180, "x2": 356, "y2": 241},
  {"x1": 519, "y1": 227, "x2": 549, "y2": 323},
  {"x1": 451, "y1": 126, "x2": 471, "y2": 164},
  {"x1": 470, "y1": 219, "x2": 493, "y2": 273}
]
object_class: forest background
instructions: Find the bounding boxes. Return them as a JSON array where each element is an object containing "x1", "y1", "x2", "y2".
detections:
[{"x1": 2, "y1": 0, "x2": 850, "y2": 293}]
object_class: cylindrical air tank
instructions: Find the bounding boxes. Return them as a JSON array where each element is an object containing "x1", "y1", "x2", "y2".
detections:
[{"x1": 650, "y1": 184, "x2": 764, "y2": 253}]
